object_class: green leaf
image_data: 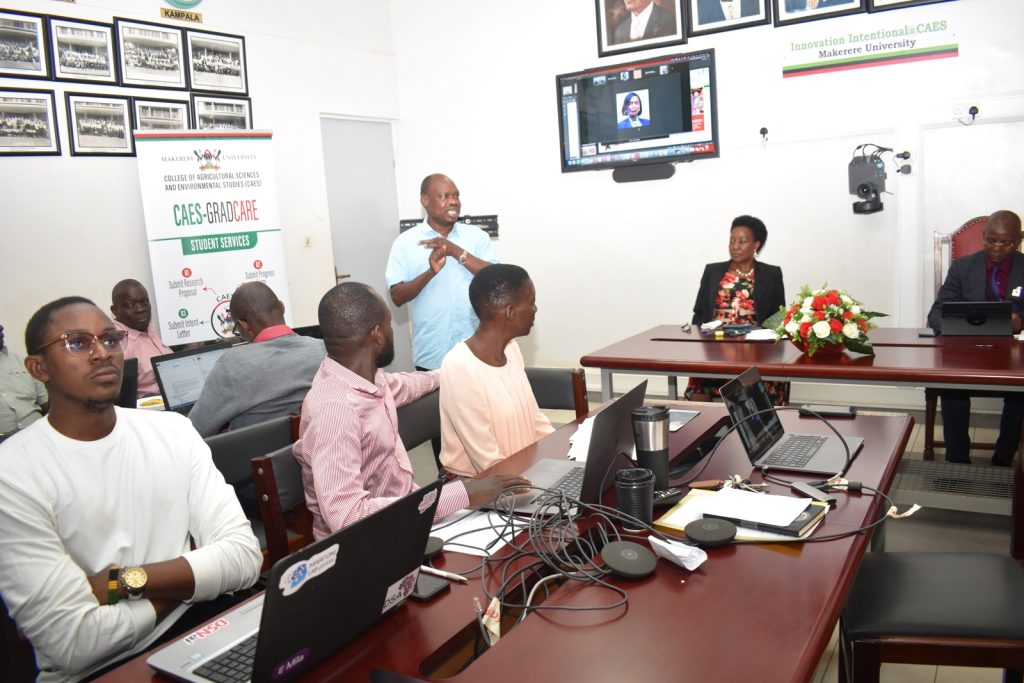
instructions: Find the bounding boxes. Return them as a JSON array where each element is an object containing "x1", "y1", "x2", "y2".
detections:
[{"x1": 845, "y1": 337, "x2": 875, "y2": 356}]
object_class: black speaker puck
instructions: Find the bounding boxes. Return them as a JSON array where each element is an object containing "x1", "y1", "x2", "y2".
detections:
[
  {"x1": 423, "y1": 536, "x2": 444, "y2": 560},
  {"x1": 602, "y1": 541, "x2": 657, "y2": 579},
  {"x1": 684, "y1": 518, "x2": 737, "y2": 547}
]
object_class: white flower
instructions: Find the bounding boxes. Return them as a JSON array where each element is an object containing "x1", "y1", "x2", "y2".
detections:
[
  {"x1": 840, "y1": 294, "x2": 853, "y2": 305},
  {"x1": 800, "y1": 314, "x2": 811, "y2": 323},
  {"x1": 803, "y1": 296, "x2": 814, "y2": 309},
  {"x1": 850, "y1": 305, "x2": 861, "y2": 314},
  {"x1": 812, "y1": 320, "x2": 832, "y2": 338},
  {"x1": 785, "y1": 320, "x2": 800, "y2": 335},
  {"x1": 842, "y1": 322, "x2": 860, "y2": 339}
]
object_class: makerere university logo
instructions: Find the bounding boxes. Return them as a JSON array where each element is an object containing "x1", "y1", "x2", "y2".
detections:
[
  {"x1": 166, "y1": 0, "x2": 202, "y2": 9},
  {"x1": 194, "y1": 148, "x2": 222, "y2": 171}
]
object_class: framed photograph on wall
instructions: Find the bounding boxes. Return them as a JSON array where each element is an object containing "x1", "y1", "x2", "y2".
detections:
[
  {"x1": 186, "y1": 29, "x2": 247, "y2": 95},
  {"x1": 132, "y1": 97, "x2": 190, "y2": 131},
  {"x1": 114, "y1": 18, "x2": 186, "y2": 89},
  {"x1": 49, "y1": 17, "x2": 117, "y2": 85},
  {"x1": 65, "y1": 92, "x2": 134, "y2": 156},
  {"x1": 688, "y1": 0, "x2": 771, "y2": 36},
  {"x1": 773, "y1": 0, "x2": 865, "y2": 26},
  {"x1": 0, "y1": 88, "x2": 60, "y2": 156},
  {"x1": 868, "y1": 0, "x2": 955, "y2": 10},
  {"x1": 596, "y1": 0, "x2": 686, "y2": 58},
  {"x1": 0, "y1": 10, "x2": 50, "y2": 80},
  {"x1": 191, "y1": 94, "x2": 252, "y2": 131}
]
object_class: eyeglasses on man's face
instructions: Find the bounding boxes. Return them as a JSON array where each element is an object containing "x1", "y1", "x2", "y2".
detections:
[
  {"x1": 984, "y1": 236, "x2": 1020, "y2": 249},
  {"x1": 33, "y1": 330, "x2": 127, "y2": 356}
]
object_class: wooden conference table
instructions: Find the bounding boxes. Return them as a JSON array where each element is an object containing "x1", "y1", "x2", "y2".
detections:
[
  {"x1": 580, "y1": 325, "x2": 1024, "y2": 401},
  {"x1": 102, "y1": 403, "x2": 912, "y2": 683}
]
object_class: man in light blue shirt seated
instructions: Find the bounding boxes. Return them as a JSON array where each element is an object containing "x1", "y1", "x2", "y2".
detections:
[{"x1": 385, "y1": 173, "x2": 498, "y2": 372}]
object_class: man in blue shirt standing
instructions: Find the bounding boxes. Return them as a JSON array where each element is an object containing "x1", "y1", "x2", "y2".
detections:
[{"x1": 386, "y1": 174, "x2": 497, "y2": 371}]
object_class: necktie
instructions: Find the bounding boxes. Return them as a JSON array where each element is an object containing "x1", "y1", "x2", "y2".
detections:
[{"x1": 991, "y1": 264, "x2": 1004, "y2": 300}]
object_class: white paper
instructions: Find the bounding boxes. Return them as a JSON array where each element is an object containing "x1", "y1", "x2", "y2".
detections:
[
  {"x1": 568, "y1": 416, "x2": 595, "y2": 461},
  {"x1": 745, "y1": 328, "x2": 779, "y2": 341},
  {"x1": 668, "y1": 409, "x2": 699, "y2": 432},
  {"x1": 430, "y1": 510, "x2": 525, "y2": 557},
  {"x1": 649, "y1": 536, "x2": 707, "y2": 571},
  {"x1": 701, "y1": 487, "x2": 811, "y2": 527}
]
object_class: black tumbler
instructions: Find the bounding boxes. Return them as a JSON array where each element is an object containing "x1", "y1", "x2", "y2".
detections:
[
  {"x1": 615, "y1": 467, "x2": 656, "y2": 531},
  {"x1": 632, "y1": 406, "x2": 670, "y2": 489}
]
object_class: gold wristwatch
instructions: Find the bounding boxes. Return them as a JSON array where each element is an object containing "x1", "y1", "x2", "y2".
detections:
[{"x1": 119, "y1": 566, "x2": 148, "y2": 600}]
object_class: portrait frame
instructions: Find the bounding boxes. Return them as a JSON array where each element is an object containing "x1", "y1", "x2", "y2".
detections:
[
  {"x1": 185, "y1": 29, "x2": 248, "y2": 95},
  {"x1": 868, "y1": 0, "x2": 955, "y2": 11},
  {"x1": 0, "y1": 10, "x2": 50, "y2": 80},
  {"x1": 191, "y1": 93, "x2": 252, "y2": 131},
  {"x1": 49, "y1": 17, "x2": 117, "y2": 85},
  {"x1": 114, "y1": 18, "x2": 186, "y2": 90},
  {"x1": 132, "y1": 96, "x2": 190, "y2": 132},
  {"x1": 0, "y1": 87, "x2": 60, "y2": 156},
  {"x1": 688, "y1": 0, "x2": 771, "y2": 36},
  {"x1": 65, "y1": 92, "x2": 134, "y2": 157},
  {"x1": 596, "y1": 0, "x2": 686, "y2": 58},
  {"x1": 773, "y1": 0, "x2": 865, "y2": 26}
]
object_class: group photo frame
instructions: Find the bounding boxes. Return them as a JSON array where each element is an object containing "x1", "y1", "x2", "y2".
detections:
[
  {"x1": 65, "y1": 92, "x2": 134, "y2": 156},
  {"x1": 191, "y1": 93, "x2": 252, "y2": 131},
  {"x1": 687, "y1": 0, "x2": 771, "y2": 36},
  {"x1": 0, "y1": 87, "x2": 60, "y2": 156},
  {"x1": 773, "y1": 0, "x2": 865, "y2": 25},
  {"x1": 132, "y1": 96, "x2": 190, "y2": 132},
  {"x1": 186, "y1": 29, "x2": 248, "y2": 95},
  {"x1": 49, "y1": 17, "x2": 117, "y2": 85},
  {"x1": 868, "y1": 0, "x2": 954, "y2": 10},
  {"x1": 0, "y1": 9, "x2": 50, "y2": 80},
  {"x1": 114, "y1": 18, "x2": 186, "y2": 89},
  {"x1": 595, "y1": 0, "x2": 686, "y2": 57}
]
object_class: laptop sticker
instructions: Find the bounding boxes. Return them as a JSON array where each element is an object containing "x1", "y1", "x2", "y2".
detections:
[
  {"x1": 182, "y1": 618, "x2": 230, "y2": 645},
  {"x1": 382, "y1": 569, "x2": 419, "y2": 613},
  {"x1": 279, "y1": 543, "x2": 339, "y2": 597},
  {"x1": 272, "y1": 647, "x2": 310, "y2": 680},
  {"x1": 418, "y1": 489, "x2": 437, "y2": 514}
]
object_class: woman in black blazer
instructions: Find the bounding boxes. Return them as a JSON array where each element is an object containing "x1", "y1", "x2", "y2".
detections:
[{"x1": 688, "y1": 215, "x2": 789, "y2": 403}]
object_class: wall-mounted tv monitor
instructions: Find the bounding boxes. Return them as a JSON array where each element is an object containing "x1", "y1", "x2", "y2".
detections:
[{"x1": 556, "y1": 49, "x2": 719, "y2": 173}]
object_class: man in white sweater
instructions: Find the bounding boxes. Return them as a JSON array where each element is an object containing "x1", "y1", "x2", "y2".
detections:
[{"x1": 0, "y1": 296, "x2": 262, "y2": 682}]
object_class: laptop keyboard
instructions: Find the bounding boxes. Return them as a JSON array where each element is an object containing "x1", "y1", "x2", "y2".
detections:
[
  {"x1": 193, "y1": 634, "x2": 256, "y2": 683},
  {"x1": 550, "y1": 465, "x2": 586, "y2": 499},
  {"x1": 762, "y1": 434, "x2": 827, "y2": 468}
]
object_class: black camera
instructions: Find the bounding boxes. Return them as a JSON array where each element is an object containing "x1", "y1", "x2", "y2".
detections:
[{"x1": 848, "y1": 155, "x2": 885, "y2": 214}]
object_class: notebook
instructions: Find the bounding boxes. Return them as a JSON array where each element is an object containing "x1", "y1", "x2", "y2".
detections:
[
  {"x1": 719, "y1": 367, "x2": 863, "y2": 475},
  {"x1": 940, "y1": 301, "x2": 1013, "y2": 336},
  {"x1": 501, "y1": 380, "x2": 647, "y2": 514},
  {"x1": 151, "y1": 341, "x2": 236, "y2": 414},
  {"x1": 147, "y1": 480, "x2": 442, "y2": 682}
]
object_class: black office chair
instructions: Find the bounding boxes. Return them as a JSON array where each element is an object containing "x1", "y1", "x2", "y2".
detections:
[
  {"x1": 396, "y1": 389, "x2": 441, "y2": 467},
  {"x1": 838, "y1": 461, "x2": 1024, "y2": 682},
  {"x1": 0, "y1": 595, "x2": 36, "y2": 683},
  {"x1": 525, "y1": 367, "x2": 589, "y2": 420},
  {"x1": 251, "y1": 444, "x2": 314, "y2": 568},
  {"x1": 115, "y1": 357, "x2": 138, "y2": 408}
]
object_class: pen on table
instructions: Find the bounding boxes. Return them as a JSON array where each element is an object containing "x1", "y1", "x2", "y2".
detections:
[
  {"x1": 420, "y1": 565, "x2": 468, "y2": 583},
  {"x1": 681, "y1": 323, "x2": 691, "y2": 333}
]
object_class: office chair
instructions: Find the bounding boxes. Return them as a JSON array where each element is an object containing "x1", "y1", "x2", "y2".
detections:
[
  {"x1": 525, "y1": 367, "x2": 589, "y2": 420},
  {"x1": 0, "y1": 595, "x2": 36, "y2": 683},
  {"x1": 115, "y1": 357, "x2": 138, "y2": 408},
  {"x1": 251, "y1": 443, "x2": 314, "y2": 568},
  {"x1": 838, "y1": 460, "x2": 1024, "y2": 683},
  {"x1": 924, "y1": 215, "x2": 1024, "y2": 460},
  {"x1": 396, "y1": 389, "x2": 440, "y2": 453}
]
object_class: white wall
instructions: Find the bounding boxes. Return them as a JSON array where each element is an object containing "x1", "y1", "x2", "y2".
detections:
[{"x1": 389, "y1": 0, "x2": 1024, "y2": 400}]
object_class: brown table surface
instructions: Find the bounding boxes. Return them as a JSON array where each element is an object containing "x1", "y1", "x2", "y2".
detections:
[{"x1": 100, "y1": 404, "x2": 912, "y2": 683}]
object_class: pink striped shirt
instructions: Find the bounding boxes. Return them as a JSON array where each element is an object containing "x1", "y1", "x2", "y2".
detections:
[{"x1": 294, "y1": 357, "x2": 469, "y2": 540}]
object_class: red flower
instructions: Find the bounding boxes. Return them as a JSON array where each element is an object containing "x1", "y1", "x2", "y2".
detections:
[
  {"x1": 842, "y1": 311, "x2": 854, "y2": 320},
  {"x1": 815, "y1": 311, "x2": 826, "y2": 321},
  {"x1": 857, "y1": 318, "x2": 868, "y2": 331},
  {"x1": 829, "y1": 318, "x2": 843, "y2": 333},
  {"x1": 799, "y1": 322, "x2": 811, "y2": 339},
  {"x1": 827, "y1": 291, "x2": 841, "y2": 305},
  {"x1": 813, "y1": 296, "x2": 827, "y2": 309}
]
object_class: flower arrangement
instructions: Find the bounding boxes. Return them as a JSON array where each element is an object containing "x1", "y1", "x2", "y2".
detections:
[{"x1": 765, "y1": 285, "x2": 886, "y2": 357}]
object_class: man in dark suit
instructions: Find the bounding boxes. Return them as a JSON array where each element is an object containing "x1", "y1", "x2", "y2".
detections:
[
  {"x1": 697, "y1": 0, "x2": 760, "y2": 25},
  {"x1": 927, "y1": 209, "x2": 1024, "y2": 466},
  {"x1": 612, "y1": 0, "x2": 676, "y2": 44}
]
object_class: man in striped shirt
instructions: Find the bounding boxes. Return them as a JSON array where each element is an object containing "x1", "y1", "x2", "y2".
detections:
[{"x1": 294, "y1": 282, "x2": 529, "y2": 539}]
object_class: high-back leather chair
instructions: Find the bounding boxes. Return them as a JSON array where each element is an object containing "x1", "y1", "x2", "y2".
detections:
[{"x1": 396, "y1": 389, "x2": 440, "y2": 453}]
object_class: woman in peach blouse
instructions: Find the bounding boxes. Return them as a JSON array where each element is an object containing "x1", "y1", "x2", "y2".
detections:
[{"x1": 439, "y1": 264, "x2": 554, "y2": 476}]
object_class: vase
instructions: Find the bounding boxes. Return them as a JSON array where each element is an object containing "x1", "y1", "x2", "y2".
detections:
[{"x1": 791, "y1": 338, "x2": 846, "y2": 357}]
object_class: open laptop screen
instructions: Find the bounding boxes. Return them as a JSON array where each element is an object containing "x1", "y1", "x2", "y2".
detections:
[
  {"x1": 152, "y1": 342, "x2": 235, "y2": 412},
  {"x1": 719, "y1": 367, "x2": 784, "y2": 461}
]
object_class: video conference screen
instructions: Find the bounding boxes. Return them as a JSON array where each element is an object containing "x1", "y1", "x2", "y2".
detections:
[{"x1": 556, "y1": 50, "x2": 718, "y2": 172}]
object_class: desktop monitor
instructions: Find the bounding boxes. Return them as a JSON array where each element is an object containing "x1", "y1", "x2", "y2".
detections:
[{"x1": 555, "y1": 49, "x2": 719, "y2": 174}]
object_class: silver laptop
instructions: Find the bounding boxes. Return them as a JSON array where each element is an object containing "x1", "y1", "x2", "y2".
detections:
[
  {"x1": 502, "y1": 381, "x2": 647, "y2": 514},
  {"x1": 152, "y1": 342, "x2": 236, "y2": 414},
  {"x1": 148, "y1": 481, "x2": 442, "y2": 682},
  {"x1": 720, "y1": 367, "x2": 863, "y2": 475},
  {"x1": 941, "y1": 301, "x2": 1013, "y2": 336}
]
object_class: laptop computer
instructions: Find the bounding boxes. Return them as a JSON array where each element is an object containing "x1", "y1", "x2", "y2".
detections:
[
  {"x1": 501, "y1": 380, "x2": 647, "y2": 514},
  {"x1": 720, "y1": 367, "x2": 863, "y2": 475},
  {"x1": 941, "y1": 301, "x2": 1013, "y2": 336},
  {"x1": 148, "y1": 480, "x2": 442, "y2": 682},
  {"x1": 152, "y1": 341, "x2": 237, "y2": 414}
]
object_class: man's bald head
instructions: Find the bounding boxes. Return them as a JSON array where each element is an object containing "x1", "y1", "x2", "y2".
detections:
[
  {"x1": 230, "y1": 282, "x2": 285, "y2": 341},
  {"x1": 318, "y1": 282, "x2": 388, "y2": 344},
  {"x1": 987, "y1": 210, "x2": 1022, "y2": 236}
]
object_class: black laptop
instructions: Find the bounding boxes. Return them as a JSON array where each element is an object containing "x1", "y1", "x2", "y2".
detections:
[
  {"x1": 151, "y1": 341, "x2": 237, "y2": 414},
  {"x1": 148, "y1": 480, "x2": 442, "y2": 682},
  {"x1": 940, "y1": 301, "x2": 1013, "y2": 336},
  {"x1": 720, "y1": 367, "x2": 863, "y2": 475}
]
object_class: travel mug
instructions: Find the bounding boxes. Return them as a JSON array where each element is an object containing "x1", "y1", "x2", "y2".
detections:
[
  {"x1": 632, "y1": 406, "x2": 670, "y2": 488},
  {"x1": 615, "y1": 467, "x2": 656, "y2": 531}
]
